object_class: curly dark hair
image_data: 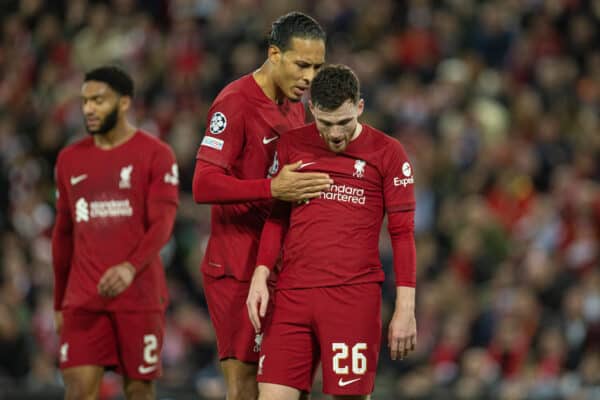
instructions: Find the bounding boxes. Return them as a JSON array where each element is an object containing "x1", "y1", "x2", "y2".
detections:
[
  {"x1": 310, "y1": 65, "x2": 360, "y2": 111},
  {"x1": 268, "y1": 11, "x2": 326, "y2": 52},
  {"x1": 84, "y1": 65, "x2": 134, "y2": 97}
]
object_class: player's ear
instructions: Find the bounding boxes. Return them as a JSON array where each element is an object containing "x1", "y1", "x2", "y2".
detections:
[
  {"x1": 119, "y1": 96, "x2": 131, "y2": 112},
  {"x1": 356, "y1": 99, "x2": 365, "y2": 118},
  {"x1": 267, "y1": 45, "x2": 282, "y2": 65},
  {"x1": 308, "y1": 100, "x2": 316, "y2": 117}
]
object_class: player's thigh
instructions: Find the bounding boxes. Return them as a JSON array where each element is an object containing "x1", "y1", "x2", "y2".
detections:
[
  {"x1": 258, "y1": 289, "x2": 319, "y2": 393},
  {"x1": 59, "y1": 309, "x2": 118, "y2": 370},
  {"x1": 113, "y1": 311, "x2": 165, "y2": 380},
  {"x1": 62, "y1": 365, "x2": 104, "y2": 399},
  {"x1": 123, "y1": 377, "x2": 155, "y2": 400},
  {"x1": 203, "y1": 274, "x2": 262, "y2": 362},
  {"x1": 258, "y1": 382, "x2": 302, "y2": 400},
  {"x1": 220, "y1": 359, "x2": 258, "y2": 399},
  {"x1": 331, "y1": 396, "x2": 370, "y2": 400},
  {"x1": 316, "y1": 284, "x2": 382, "y2": 396}
]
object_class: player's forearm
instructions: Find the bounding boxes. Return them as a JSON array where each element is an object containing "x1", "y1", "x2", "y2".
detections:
[
  {"x1": 127, "y1": 201, "x2": 177, "y2": 273},
  {"x1": 192, "y1": 160, "x2": 272, "y2": 204},
  {"x1": 255, "y1": 201, "x2": 290, "y2": 271},
  {"x1": 395, "y1": 286, "x2": 415, "y2": 311},
  {"x1": 51, "y1": 210, "x2": 73, "y2": 310},
  {"x1": 388, "y1": 211, "x2": 416, "y2": 287}
]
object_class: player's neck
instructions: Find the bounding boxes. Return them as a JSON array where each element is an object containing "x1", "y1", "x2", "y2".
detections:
[
  {"x1": 93, "y1": 121, "x2": 137, "y2": 149},
  {"x1": 253, "y1": 62, "x2": 285, "y2": 104},
  {"x1": 351, "y1": 123, "x2": 363, "y2": 141}
]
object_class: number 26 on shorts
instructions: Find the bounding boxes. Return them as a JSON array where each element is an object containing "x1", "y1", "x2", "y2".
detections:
[{"x1": 332, "y1": 342, "x2": 367, "y2": 375}]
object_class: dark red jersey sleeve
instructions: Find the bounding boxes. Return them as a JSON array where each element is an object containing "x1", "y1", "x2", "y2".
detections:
[
  {"x1": 192, "y1": 160, "x2": 272, "y2": 204},
  {"x1": 195, "y1": 94, "x2": 245, "y2": 170},
  {"x1": 255, "y1": 138, "x2": 292, "y2": 270},
  {"x1": 127, "y1": 144, "x2": 179, "y2": 272},
  {"x1": 387, "y1": 211, "x2": 416, "y2": 287},
  {"x1": 52, "y1": 155, "x2": 73, "y2": 310},
  {"x1": 256, "y1": 200, "x2": 291, "y2": 271},
  {"x1": 383, "y1": 140, "x2": 416, "y2": 213}
]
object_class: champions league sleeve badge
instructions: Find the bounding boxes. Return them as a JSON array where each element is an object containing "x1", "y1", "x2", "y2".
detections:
[{"x1": 209, "y1": 112, "x2": 227, "y2": 135}]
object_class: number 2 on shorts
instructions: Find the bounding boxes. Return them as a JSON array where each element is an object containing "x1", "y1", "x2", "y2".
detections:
[
  {"x1": 332, "y1": 342, "x2": 367, "y2": 375},
  {"x1": 143, "y1": 334, "x2": 158, "y2": 364}
]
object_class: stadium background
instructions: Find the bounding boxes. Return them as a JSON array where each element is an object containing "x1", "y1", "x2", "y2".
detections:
[{"x1": 0, "y1": 0, "x2": 599, "y2": 399}]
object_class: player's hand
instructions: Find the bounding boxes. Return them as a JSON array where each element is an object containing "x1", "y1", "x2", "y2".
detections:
[
  {"x1": 271, "y1": 161, "x2": 333, "y2": 202},
  {"x1": 97, "y1": 262, "x2": 136, "y2": 298},
  {"x1": 246, "y1": 265, "x2": 270, "y2": 332},
  {"x1": 54, "y1": 311, "x2": 63, "y2": 335},
  {"x1": 388, "y1": 310, "x2": 417, "y2": 361}
]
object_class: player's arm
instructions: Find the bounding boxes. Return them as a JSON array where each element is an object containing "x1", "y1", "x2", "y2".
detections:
[
  {"x1": 246, "y1": 200, "x2": 291, "y2": 332},
  {"x1": 193, "y1": 101, "x2": 331, "y2": 204},
  {"x1": 51, "y1": 160, "x2": 72, "y2": 333},
  {"x1": 382, "y1": 140, "x2": 417, "y2": 361},
  {"x1": 98, "y1": 147, "x2": 179, "y2": 297},
  {"x1": 387, "y1": 210, "x2": 417, "y2": 361},
  {"x1": 193, "y1": 159, "x2": 332, "y2": 204}
]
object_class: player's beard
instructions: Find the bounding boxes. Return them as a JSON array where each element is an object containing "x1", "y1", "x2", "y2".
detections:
[{"x1": 86, "y1": 105, "x2": 119, "y2": 136}]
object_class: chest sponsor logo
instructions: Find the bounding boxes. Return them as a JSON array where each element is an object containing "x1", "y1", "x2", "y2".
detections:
[
  {"x1": 320, "y1": 184, "x2": 366, "y2": 205},
  {"x1": 338, "y1": 377, "x2": 361, "y2": 387},
  {"x1": 262, "y1": 134, "x2": 279, "y2": 145},
  {"x1": 70, "y1": 174, "x2": 87, "y2": 186},
  {"x1": 353, "y1": 159, "x2": 366, "y2": 178},
  {"x1": 164, "y1": 163, "x2": 179, "y2": 185},
  {"x1": 119, "y1": 165, "x2": 133, "y2": 189},
  {"x1": 75, "y1": 197, "x2": 133, "y2": 223},
  {"x1": 201, "y1": 136, "x2": 224, "y2": 151},
  {"x1": 209, "y1": 112, "x2": 227, "y2": 134}
]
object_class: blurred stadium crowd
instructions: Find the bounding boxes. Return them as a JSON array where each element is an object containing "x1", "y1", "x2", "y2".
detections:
[{"x1": 1, "y1": 0, "x2": 600, "y2": 399}]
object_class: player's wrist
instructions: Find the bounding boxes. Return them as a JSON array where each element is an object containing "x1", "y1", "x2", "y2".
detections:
[
  {"x1": 124, "y1": 262, "x2": 137, "y2": 277},
  {"x1": 253, "y1": 265, "x2": 271, "y2": 280}
]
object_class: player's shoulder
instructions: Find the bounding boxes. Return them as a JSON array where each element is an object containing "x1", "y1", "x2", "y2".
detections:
[
  {"x1": 364, "y1": 124, "x2": 407, "y2": 153},
  {"x1": 57, "y1": 136, "x2": 94, "y2": 162},
  {"x1": 212, "y1": 74, "x2": 253, "y2": 107},
  {"x1": 134, "y1": 130, "x2": 168, "y2": 148},
  {"x1": 280, "y1": 123, "x2": 316, "y2": 144}
]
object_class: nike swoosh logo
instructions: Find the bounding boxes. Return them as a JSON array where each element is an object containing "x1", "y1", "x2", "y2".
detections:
[
  {"x1": 338, "y1": 377, "x2": 361, "y2": 387},
  {"x1": 262, "y1": 135, "x2": 279, "y2": 144},
  {"x1": 298, "y1": 162, "x2": 316, "y2": 170},
  {"x1": 70, "y1": 174, "x2": 88, "y2": 185},
  {"x1": 138, "y1": 364, "x2": 158, "y2": 374}
]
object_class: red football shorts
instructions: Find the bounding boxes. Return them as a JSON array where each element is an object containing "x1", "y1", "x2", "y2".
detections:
[
  {"x1": 59, "y1": 309, "x2": 165, "y2": 380},
  {"x1": 203, "y1": 274, "x2": 269, "y2": 363},
  {"x1": 257, "y1": 283, "x2": 382, "y2": 395}
]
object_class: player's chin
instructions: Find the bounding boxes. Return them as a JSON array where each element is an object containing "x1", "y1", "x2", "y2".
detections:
[
  {"x1": 287, "y1": 93, "x2": 302, "y2": 102},
  {"x1": 328, "y1": 142, "x2": 348, "y2": 153}
]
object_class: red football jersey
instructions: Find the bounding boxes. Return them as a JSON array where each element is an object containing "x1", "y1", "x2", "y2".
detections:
[
  {"x1": 54, "y1": 131, "x2": 179, "y2": 311},
  {"x1": 271, "y1": 123, "x2": 415, "y2": 289},
  {"x1": 196, "y1": 74, "x2": 305, "y2": 281}
]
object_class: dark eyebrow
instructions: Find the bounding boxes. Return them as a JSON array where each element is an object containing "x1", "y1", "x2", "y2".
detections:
[
  {"x1": 296, "y1": 60, "x2": 324, "y2": 68},
  {"x1": 82, "y1": 94, "x2": 104, "y2": 101},
  {"x1": 317, "y1": 117, "x2": 353, "y2": 126}
]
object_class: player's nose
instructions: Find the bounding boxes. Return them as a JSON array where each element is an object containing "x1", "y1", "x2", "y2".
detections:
[{"x1": 301, "y1": 68, "x2": 317, "y2": 84}]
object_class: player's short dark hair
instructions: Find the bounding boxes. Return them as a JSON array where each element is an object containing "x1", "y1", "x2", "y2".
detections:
[
  {"x1": 84, "y1": 65, "x2": 134, "y2": 97},
  {"x1": 268, "y1": 12, "x2": 326, "y2": 52},
  {"x1": 310, "y1": 65, "x2": 360, "y2": 111}
]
